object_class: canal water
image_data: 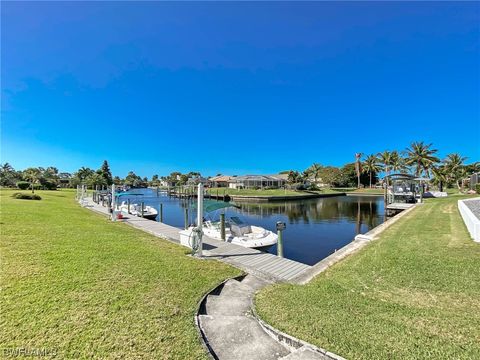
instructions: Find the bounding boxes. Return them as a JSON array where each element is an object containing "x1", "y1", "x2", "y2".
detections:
[{"x1": 118, "y1": 189, "x2": 385, "y2": 265}]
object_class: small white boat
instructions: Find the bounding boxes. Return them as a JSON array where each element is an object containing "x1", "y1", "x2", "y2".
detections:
[
  {"x1": 119, "y1": 201, "x2": 158, "y2": 220},
  {"x1": 202, "y1": 216, "x2": 278, "y2": 249}
]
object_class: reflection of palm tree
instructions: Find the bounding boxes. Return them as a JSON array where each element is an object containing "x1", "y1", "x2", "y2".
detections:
[{"x1": 355, "y1": 198, "x2": 362, "y2": 235}]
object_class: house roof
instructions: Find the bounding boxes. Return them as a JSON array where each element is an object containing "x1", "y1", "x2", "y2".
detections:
[
  {"x1": 230, "y1": 175, "x2": 287, "y2": 182},
  {"x1": 209, "y1": 175, "x2": 232, "y2": 182}
]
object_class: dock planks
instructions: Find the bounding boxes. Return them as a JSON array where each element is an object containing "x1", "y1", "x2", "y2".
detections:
[{"x1": 83, "y1": 198, "x2": 310, "y2": 282}]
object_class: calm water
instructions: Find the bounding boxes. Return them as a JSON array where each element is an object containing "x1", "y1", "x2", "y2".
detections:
[{"x1": 119, "y1": 189, "x2": 385, "y2": 265}]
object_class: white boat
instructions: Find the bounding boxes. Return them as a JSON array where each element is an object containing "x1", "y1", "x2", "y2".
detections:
[
  {"x1": 119, "y1": 201, "x2": 158, "y2": 220},
  {"x1": 201, "y1": 216, "x2": 278, "y2": 249}
]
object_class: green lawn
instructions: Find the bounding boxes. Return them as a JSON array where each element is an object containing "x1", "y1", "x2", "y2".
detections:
[
  {"x1": 1, "y1": 189, "x2": 240, "y2": 359},
  {"x1": 206, "y1": 187, "x2": 336, "y2": 197},
  {"x1": 331, "y1": 187, "x2": 384, "y2": 195},
  {"x1": 255, "y1": 195, "x2": 480, "y2": 359}
]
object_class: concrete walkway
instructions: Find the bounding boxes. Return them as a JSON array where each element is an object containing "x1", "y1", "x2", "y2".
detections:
[{"x1": 198, "y1": 275, "x2": 328, "y2": 360}]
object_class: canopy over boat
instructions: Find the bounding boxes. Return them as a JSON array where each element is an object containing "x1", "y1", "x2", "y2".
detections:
[
  {"x1": 192, "y1": 199, "x2": 237, "y2": 213},
  {"x1": 116, "y1": 192, "x2": 144, "y2": 197}
]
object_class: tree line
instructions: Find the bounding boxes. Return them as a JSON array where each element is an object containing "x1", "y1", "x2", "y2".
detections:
[{"x1": 1, "y1": 141, "x2": 478, "y2": 192}]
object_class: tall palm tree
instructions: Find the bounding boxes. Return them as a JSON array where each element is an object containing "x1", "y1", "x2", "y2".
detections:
[
  {"x1": 0, "y1": 163, "x2": 16, "y2": 186},
  {"x1": 377, "y1": 150, "x2": 393, "y2": 186},
  {"x1": 23, "y1": 168, "x2": 41, "y2": 193},
  {"x1": 444, "y1": 153, "x2": 467, "y2": 189},
  {"x1": 405, "y1": 141, "x2": 440, "y2": 177},
  {"x1": 363, "y1": 154, "x2": 383, "y2": 188},
  {"x1": 355, "y1": 153, "x2": 362, "y2": 188}
]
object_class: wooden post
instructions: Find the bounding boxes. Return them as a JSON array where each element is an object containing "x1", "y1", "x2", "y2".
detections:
[
  {"x1": 141, "y1": 202, "x2": 145, "y2": 218},
  {"x1": 220, "y1": 213, "x2": 226, "y2": 241},
  {"x1": 159, "y1": 203, "x2": 163, "y2": 222},
  {"x1": 127, "y1": 199, "x2": 130, "y2": 214},
  {"x1": 184, "y1": 208, "x2": 189, "y2": 229},
  {"x1": 277, "y1": 229, "x2": 284, "y2": 258}
]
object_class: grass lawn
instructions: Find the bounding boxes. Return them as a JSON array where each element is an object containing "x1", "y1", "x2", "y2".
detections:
[
  {"x1": 206, "y1": 187, "x2": 336, "y2": 197},
  {"x1": 255, "y1": 195, "x2": 480, "y2": 359},
  {"x1": 1, "y1": 189, "x2": 240, "y2": 359},
  {"x1": 331, "y1": 187, "x2": 384, "y2": 195}
]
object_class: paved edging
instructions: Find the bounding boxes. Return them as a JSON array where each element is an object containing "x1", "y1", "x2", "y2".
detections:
[{"x1": 291, "y1": 204, "x2": 418, "y2": 284}]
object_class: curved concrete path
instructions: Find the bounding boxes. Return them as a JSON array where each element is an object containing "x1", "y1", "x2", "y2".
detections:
[{"x1": 197, "y1": 275, "x2": 328, "y2": 360}]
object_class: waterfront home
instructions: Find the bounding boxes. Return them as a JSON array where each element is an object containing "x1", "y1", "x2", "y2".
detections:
[
  {"x1": 228, "y1": 174, "x2": 287, "y2": 189},
  {"x1": 209, "y1": 175, "x2": 232, "y2": 187}
]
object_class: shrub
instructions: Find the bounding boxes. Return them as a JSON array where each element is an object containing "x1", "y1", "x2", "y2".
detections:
[
  {"x1": 42, "y1": 180, "x2": 57, "y2": 190},
  {"x1": 11, "y1": 193, "x2": 42, "y2": 200},
  {"x1": 476, "y1": 184, "x2": 480, "y2": 194},
  {"x1": 307, "y1": 184, "x2": 320, "y2": 191},
  {"x1": 16, "y1": 181, "x2": 30, "y2": 190}
]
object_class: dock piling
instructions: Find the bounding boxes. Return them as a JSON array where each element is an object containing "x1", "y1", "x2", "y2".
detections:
[
  {"x1": 141, "y1": 202, "x2": 145, "y2": 218},
  {"x1": 159, "y1": 203, "x2": 163, "y2": 222},
  {"x1": 184, "y1": 208, "x2": 189, "y2": 229},
  {"x1": 220, "y1": 213, "x2": 226, "y2": 241}
]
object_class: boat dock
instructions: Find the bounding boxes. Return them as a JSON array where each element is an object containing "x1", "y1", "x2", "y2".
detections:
[
  {"x1": 83, "y1": 198, "x2": 311, "y2": 283},
  {"x1": 386, "y1": 203, "x2": 415, "y2": 210}
]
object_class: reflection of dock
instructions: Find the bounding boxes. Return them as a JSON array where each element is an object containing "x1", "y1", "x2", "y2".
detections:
[
  {"x1": 84, "y1": 198, "x2": 310, "y2": 283},
  {"x1": 386, "y1": 203, "x2": 415, "y2": 211}
]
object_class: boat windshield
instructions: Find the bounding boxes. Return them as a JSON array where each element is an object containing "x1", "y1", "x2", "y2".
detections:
[{"x1": 230, "y1": 216, "x2": 246, "y2": 225}]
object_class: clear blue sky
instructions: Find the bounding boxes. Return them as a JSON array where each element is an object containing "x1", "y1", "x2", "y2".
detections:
[{"x1": 2, "y1": 1, "x2": 479, "y2": 177}]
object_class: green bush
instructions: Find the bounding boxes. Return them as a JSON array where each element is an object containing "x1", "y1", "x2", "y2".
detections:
[
  {"x1": 476, "y1": 184, "x2": 480, "y2": 194},
  {"x1": 42, "y1": 180, "x2": 57, "y2": 190},
  {"x1": 16, "y1": 181, "x2": 30, "y2": 190},
  {"x1": 307, "y1": 184, "x2": 320, "y2": 191},
  {"x1": 11, "y1": 193, "x2": 42, "y2": 200}
]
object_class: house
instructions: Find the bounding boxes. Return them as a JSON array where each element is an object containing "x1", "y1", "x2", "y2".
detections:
[
  {"x1": 209, "y1": 175, "x2": 232, "y2": 187},
  {"x1": 187, "y1": 176, "x2": 208, "y2": 186},
  {"x1": 228, "y1": 175, "x2": 287, "y2": 189}
]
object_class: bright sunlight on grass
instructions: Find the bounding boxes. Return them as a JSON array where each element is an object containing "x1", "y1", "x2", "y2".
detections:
[
  {"x1": 255, "y1": 195, "x2": 480, "y2": 359},
  {"x1": 1, "y1": 189, "x2": 240, "y2": 359}
]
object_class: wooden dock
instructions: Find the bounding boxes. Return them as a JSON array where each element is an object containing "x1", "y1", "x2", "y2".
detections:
[
  {"x1": 83, "y1": 198, "x2": 311, "y2": 282},
  {"x1": 386, "y1": 203, "x2": 415, "y2": 211}
]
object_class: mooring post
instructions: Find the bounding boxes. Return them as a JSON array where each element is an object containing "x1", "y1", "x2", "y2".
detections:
[
  {"x1": 196, "y1": 183, "x2": 204, "y2": 257},
  {"x1": 157, "y1": 186, "x2": 159, "y2": 196},
  {"x1": 159, "y1": 203, "x2": 163, "y2": 222},
  {"x1": 184, "y1": 208, "x2": 189, "y2": 229},
  {"x1": 220, "y1": 213, "x2": 226, "y2": 241},
  {"x1": 127, "y1": 199, "x2": 130, "y2": 214},
  {"x1": 276, "y1": 221, "x2": 286, "y2": 258},
  {"x1": 111, "y1": 184, "x2": 116, "y2": 221},
  {"x1": 141, "y1": 202, "x2": 145, "y2": 218}
]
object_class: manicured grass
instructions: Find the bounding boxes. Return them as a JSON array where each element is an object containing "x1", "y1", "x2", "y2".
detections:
[
  {"x1": 331, "y1": 187, "x2": 384, "y2": 195},
  {"x1": 1, "y1": 189, "x2": 240, "y2": 359},
  {"x1": 206, "y1": 187, "x2": 335, "y2": 197},
  {"x1": 255, "y1": 195, "x2": 480, "y2": 359}
]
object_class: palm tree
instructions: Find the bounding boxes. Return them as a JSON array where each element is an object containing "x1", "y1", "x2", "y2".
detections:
[
  {"x1": 377, "y1": 150, "x2": 393, "y2": 186},
  {"x1": 444, "y1": 153, "x2": 467, "y2": 189},
  {"x1": 389, "y1": 150, "x2": 406, "y2": 173},
  {"x1": 355, "y1": 153, "x2": 362, "y2": 188},
  {"x1": 23, "y1": 168, "x2": 41, "y2": 193},
  {"x1": 363, "y1": 154, "x2": 383, "y2": 188},
  {"x1": 0, "y1": 163, "x2": 17, "y2": 186},
  {"x1": 405, "y1": 141, "x2": 440, "y2": 177},
  {"x1": 431, "y1": 165, "x2": 448, "y2": 192},
  {"x1": 307, "y1": 163, "x2": 323, "y2": 184}
]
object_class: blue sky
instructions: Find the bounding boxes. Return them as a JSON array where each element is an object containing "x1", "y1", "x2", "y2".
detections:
[{"x1": 2, "y1": 1, "x2": 479, "y2": 177}]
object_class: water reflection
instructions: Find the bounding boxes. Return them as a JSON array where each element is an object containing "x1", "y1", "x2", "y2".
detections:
[{"x1": 120, "y1": 190, "x2": 384, "y2": 265}]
